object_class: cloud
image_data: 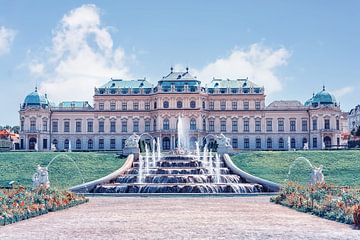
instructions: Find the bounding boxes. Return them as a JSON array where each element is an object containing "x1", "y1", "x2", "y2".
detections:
[
  {"x1": 332, "y1": 86, "x2": 353, "y2": 99},
  {"x1": 192, "y1": 44, "x2": 290, "y2": 95},
  {"x1": 36, "y1": 4, "x2": 131, "y2": 103},
  {"x1": 0, "y1": 26, "x2": 16, "y2": 55}
]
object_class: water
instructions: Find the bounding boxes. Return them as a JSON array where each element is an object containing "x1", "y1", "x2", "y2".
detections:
[
  {"x1": 138, "y1": 155, "x2": 144, "y2": 183},
  {"x1": 215, "y1": 153, "x2": 221, "y2": 184},
  {"x1": 195, "y1": 141, "x2": 200, "y2": 162},
  {"x1": 287, "y1": 156, "x2": 317, "y2": 184},
  {"x1": 152, "y1": 139, "x2": 156, "y2": 167},
  {"x1": 145, "y1": 144, "x2": 150, "y2": 175},
  {"x1": 177, "y1": 115, "x2": 188, "y2": 150},
  {"x1": 202, "y1": 143, "x2": 208, "y2": 167},
  {"x1": 208, "y1": 150, "x2": 213, "y2": 175},
  {"x1": 287, "y1": 136, "x2": 291, "y2": 151},
  {"x1": 46, "y1": 153, "x2": 85, "y2": 187},
  {"x1": 157, "y1": 137, "x2": 161, "y2": 161}
]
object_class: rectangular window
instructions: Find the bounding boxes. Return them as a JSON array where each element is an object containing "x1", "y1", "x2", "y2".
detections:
[
  {"x1": 43, "y1": 139, "x2": 48, "y2": 150},
  {"x1": 232, "y1": 138, "x2": 238, "y2": 148},
  {"x1": 122, "y1": 102, "x2": 127, "y2": 111},
  {"x1": 99, "y1": 139, "x2": 104, "y2": 150},
  {"x1": 256, "y1": 138, "x2": 261, "y2": 149},
  {"x1": 232, "y1": 101, "x2": 237, "y2": 110},
  {"x1": 220, "y1": 101, "x2": 226, "y2": 110},
  {"x1": 244, "y1": 138, "x2": 250, "y2": 149},
  {"x1": 145, "y1": 102, "x2": 150, "y2": 110},
  {"x1": 313, "y1": 137, "x2": 318, "y2": 148},
  {"x1": 30, "y1": 120, "x2": 36, "y2": 132},
  {"x1": 209, "y1": 120, "x2": 215, "y2": 132},
  {"x1": 99, "y1": 103, "x2": 104, "y2": 110},
  {"x1": 244, "y1": 119, "x2": 249, "y2": 132},
  {"x1": 153, "y1": 119, "x2": 157, "y2": 131},
  {"x1": 278, "y1": 119, "x2": 284, "y2": 132},
  {"x1": 221, "y1": 120, "x2": 226, "y2": 132},
  {"x1": 232, "y1": 120, "x2": 238, "y2": 132},
  {"x1": 110, "y1": 139, "x2": 116, "y2": 149},
  {"x1": 133, "y1": 102, "x2": 139, "y2": 110},
  {"x1": 145, "y1": 121, "x2": 151, "y2": 132},
  {"x1": 313, "y1": 119, "x2": 318, "y2": 130},
  {"x1": 243, "y1": 101, "x2": 249, "y2": 110},
  {"x1": 122, "y1": 120, "x2": 127, "y2": 132},
  {"x1": 324, "y1": 119, "x2": 330, "y2": 130},
  {"x1": 52, "y1": 121, "x2": 58, "y2": 132},
  {"x1": 42, "y1": 120, "x2": 47, "y2": 131},
  {"x1": 302, "y1": 119, "x2": 308, "y2": 131},
  {"x1": 255, "y1": 119, "x2": 261, "y2": 132},
  {"x1": 255, "y1": 101, "x2": 261, "y2": 110},
  {"x1": 21, "y1": 120, "x2": 24, "y2": 131},
  {"x1": 290, "y1": 120, "x2": 296, "y2": 132},
  {"x1": 87, "y1": 121, "x2": 93, "y2": 132},
  {"x1": 336, "y1": 119, "x2": 340, "y2": 130},
  {"x1": 266, "y1": 119, "x2": 272, "y2": 132},
  {"x1": 99, "y1": 121, "x2": 104, "y2": 133},
  {"x1": 76, "y1": 121, "x2": 81, "y2": 132},
  {"x1": 64, "y1": 121, "x2": 70, "y2": 133},
  {"x1": 209, "y1": 101, "x2": 214, "y2": 110},
  {"x1": 110, "y1": 102, "x2": 116, "y2": 111},
  {"x1": 110, "y1": 121, "x2": 116, "y2": 133},
  {"x1": 133, "y1": 121, "x2": 139, "y2": 132}
]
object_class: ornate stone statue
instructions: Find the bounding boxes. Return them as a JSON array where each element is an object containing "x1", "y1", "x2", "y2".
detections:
[
  {"x1": 32, "y1": 165, "x2": 50, "y2": 188},
  {"x1": 216, "y1": 133, "x2": 233, "y2": 155},
  {"x1": 125, "y1": 133, "x2": 140, "y2": 148},
  {"x1": 310, "y1": 165, "x2": 325, "y2": 185}
]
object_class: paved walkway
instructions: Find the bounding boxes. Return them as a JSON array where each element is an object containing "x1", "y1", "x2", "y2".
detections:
[{"x1": 0, "y1": 196, "x2": 358, "y2": 240}]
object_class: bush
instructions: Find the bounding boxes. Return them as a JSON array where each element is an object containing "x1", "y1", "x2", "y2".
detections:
[
  {"x1": 271, "y1": 182, "x2": 360, "y2": 227},
  {"x1": 0, "y1": 186, "x2": 88, "y2": 226}
]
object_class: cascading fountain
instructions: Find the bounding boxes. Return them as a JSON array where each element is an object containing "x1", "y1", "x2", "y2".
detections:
[
  {"x1": 195, "y1": 141, "x2": 200, "y2": 162},
  {"x1": 202, "y1": 144, "x2": 208, "y2": 167},
  {"x1": 145, "y1": 144, "x2": 150, "y2": 175},
  {"x1": 208, "y1": 149, "x2": 213, "y2": 175},
  {"x1": 138, "y1": 155, "x2": 144, "y2": 184},
  {"x1": 177, "y1": 115, "x2": 188, "y2": 150},
  {"x1": 157, "y1": 137, "x2": 161, "y2": 161}
]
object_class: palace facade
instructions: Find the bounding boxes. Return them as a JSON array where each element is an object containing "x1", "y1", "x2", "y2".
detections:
[{"x1": 19, "y1": 68, "x2": 348, "y2": 152}]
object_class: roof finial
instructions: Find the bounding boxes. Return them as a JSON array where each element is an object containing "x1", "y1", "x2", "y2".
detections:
[
  {"x1": 186, "y1": 67, "x2": 189, "y2": 73},
  {"x1": 323, "y1": 85, "x2": 325, "y2": 91},
  {"x1": 170, "y1": 66, "x2": 173, "y2": 73}
]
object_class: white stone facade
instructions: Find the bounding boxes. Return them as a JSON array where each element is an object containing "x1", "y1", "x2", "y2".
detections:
[{"x1": 19, "y1": 69, "x2": 348, "y2": 152}]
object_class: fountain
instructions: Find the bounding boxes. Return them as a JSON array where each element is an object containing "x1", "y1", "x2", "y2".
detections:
[
  {"x1": 208, "y1": 149, "x2": 213, "y2": 175},
  {"x1": 138, "y1": 155, "x2": 144, "y2": 183},
  {"x1": 68, "y1": 140, "x2": 72, "y2": 152},
  {"x1": 195, "y1": 141, "x2": 200, "y2": 162},
  {"x1": 145, "y1": 143, "x2": 150, "y2": 175},
  {"x1": 215, "y1": 153, "x2": 221, "y2": 184},
  {"x1": 287, "y1": 136, "x2": 291, "y2": 151},
  {"x1": 287, "y1": 157, "x2": 325, "y2": 185},
  {"x1": 157, "y1": 137, "x2": 161, "y2": 161},
  {"x1": 177, "y1": 115, "x2": 189, "y2": 151},
  {"x1": 152, "y1": 138, "x2": 156, "y2": 167}
]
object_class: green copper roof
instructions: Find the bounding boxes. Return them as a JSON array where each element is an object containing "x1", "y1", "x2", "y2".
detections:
[
  {"x1": 100, "y1": 79, "x2": 153, "y2": 89},
  {"x1": 304, "y1": 86, "x2": 337, "y2": 106},
  {"x1": 207, "y1": 78, "x2": 260, "y2": 89},
  {"x1": 23, "y1": 87, "x2": 49, "y2": 108}
]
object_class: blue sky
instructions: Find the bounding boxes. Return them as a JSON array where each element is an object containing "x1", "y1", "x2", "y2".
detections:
[{"x1": 0, "y1": 1, "x2": 359, "y2": 125}]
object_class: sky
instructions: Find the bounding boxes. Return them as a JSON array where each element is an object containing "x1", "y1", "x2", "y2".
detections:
[{"x1": 0, "y1": 0, "x2": 359, "y2": 125}]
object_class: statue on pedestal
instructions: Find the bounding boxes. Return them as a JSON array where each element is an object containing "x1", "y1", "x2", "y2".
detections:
[{"x1": 310, "y1": 165, "x2": 325, "y2": 185}]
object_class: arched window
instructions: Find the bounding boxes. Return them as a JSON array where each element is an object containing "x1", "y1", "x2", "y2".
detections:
[
  {"x1": 163, "y1": 119, "x2": 170, "y2": 130},
  {"x1": 162, "y1": 137, "x2": 171, "y2": 150},
  {"x1": 202, "y1": 101, "x2": 206, "y2": 109},
  {"x1": 279, "y1": 138, "x2": 284, "y2": 149},
  {"x1": 267, "y1": 138, "x2": 272, "y2": 149},
  {"x1": 302, "y1": 138, "x2": 307, "y2": 147},
  {"x1": 163, "y1": 101, "x2": 169, "y2": 108},
  {"x1": 64, "y1": 139, "x2": 69, "y2": 149},
  {"x1": 154, "y1": 101, "x2": 157, "y2": 109},
  {"x1": 190, "y1": 101, "x2": 196, "y2": 108},
  {"x1": 76, "y1": 139, "x2": 81, "y2": 150},
  {"x1": 291, "y1": 138, "x2": 296, "y2": 149},
  {"x1": 52, "y1": 139, "x2": 58, "y2": 146},
  {"x1": 177, "y1": 101, "x2": 183, "y2": 108},
  {"x1": 88, "y1": 139, "x2": 93, "y2": 150},
  {"x1": 190, "y1": 118, "x2": 196, "y2": 130}
]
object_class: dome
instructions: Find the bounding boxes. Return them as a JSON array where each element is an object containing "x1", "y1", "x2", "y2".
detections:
[
  {"x1": 23, "y1": 87, "x2": 49, "y2": 109},
  {"x1": 305, "y1": 86, "x2": 337, "y2": 107}
]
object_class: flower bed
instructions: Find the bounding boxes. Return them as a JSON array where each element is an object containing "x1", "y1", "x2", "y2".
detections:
[
  {"x1": 271, "y1": 182, "x2": 360, "y2": 227},
  {"x1": 0, "y1": 186, "x2": 88, "y2": 226}
]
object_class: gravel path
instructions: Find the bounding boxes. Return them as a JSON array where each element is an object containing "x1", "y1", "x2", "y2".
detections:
[{"x1": 0, "y1": 196, "x2": 358, "y2": 240}]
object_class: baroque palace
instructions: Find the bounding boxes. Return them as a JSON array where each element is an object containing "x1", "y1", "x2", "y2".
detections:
[{"x1": 19, "y1": 68, "x2": 348, "y2": 152}]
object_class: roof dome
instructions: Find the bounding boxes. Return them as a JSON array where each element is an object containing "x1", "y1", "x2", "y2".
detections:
[
  {"x1": 305, "y1": 86, "x2": 337, "y2": 107},
  {"x1": 22, "y1": 87, "x2": 49, "y2": 109}
]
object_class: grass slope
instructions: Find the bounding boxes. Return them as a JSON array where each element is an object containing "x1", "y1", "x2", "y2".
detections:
[
  {"x1": 232, "y1": 150, "x2": 360, "y2": 187},
  {"x1": 0, "y1": 152, "x2": 125, "y2": 189}
]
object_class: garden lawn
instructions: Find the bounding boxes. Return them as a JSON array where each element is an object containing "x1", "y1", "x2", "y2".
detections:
[
  {"x1": 232, "y1": 150, "x2": 360, "y2": 187},
  {"x1": 0, "y1": 152, "x2": 125, "y2": 189}
]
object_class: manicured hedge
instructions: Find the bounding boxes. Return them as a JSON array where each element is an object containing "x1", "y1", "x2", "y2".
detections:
[
  {"x1": 0, "y1": 186, "x2": 88, "y2": 226},
  {"x1": 271, "y1": 182, "x2": 360, "y2": 227}
]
